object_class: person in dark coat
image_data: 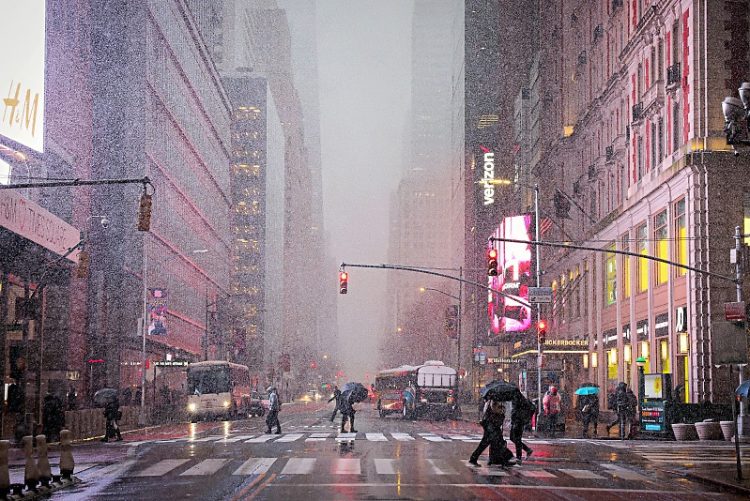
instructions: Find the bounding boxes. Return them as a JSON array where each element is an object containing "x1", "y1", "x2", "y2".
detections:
[
  {"x1": 265, "y1": 387, "x2": 281, "y2": 434},
  {"x1": 625, "y1": 388, "x2": 639, "y2": 439},
  {"x1": 42, "y1": 393, "x2": 65, "y2": 443},
  {"x1": 606, "y1": 382, "x2": 630, "y2": 439},
  {"x1": 469, "y1": 399, "x2": 513, "y2": 467},
  {"x1": 67, "y1": 386, "x2": 77, "y2": 411},
  {"x1": 577, "y1": 393, "x2": 600, "y2": 438},
  {"x1": 102, "y1": 397, "x2": 122, "y2": 442},
  {"x1": 328, "y1": 386, "x2": 342, "y2": 422},
  {"x1": 340, "y1": 391, "x2": 358, "y2": 433},
  {"x1": 510, "y1": 393, "x2": 535, "y2": 463}
]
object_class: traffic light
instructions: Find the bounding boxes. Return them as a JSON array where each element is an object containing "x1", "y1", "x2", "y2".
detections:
[
  {"x1": 137, "y1": 192, "x2": 152, "y2": 232},
  {"x1": 537, "y1": 319, "x2": 548, "y2": 344},
  {"x1": 339, "y1": 271, "x2": 348, "y2": 294},
  {"x1": 76, "y1": 250, "x2": 90, "y2": 278},
  {"x1": 487, "y1": 248, "x2": 498, "y2": 276}
]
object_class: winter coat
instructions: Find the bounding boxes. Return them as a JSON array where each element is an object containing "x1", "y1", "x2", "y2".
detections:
[
  {"x1": 577, "y1": 394, "x2": 599, "y2": 417},
  {"x1": 268, "y1": 391, "x2": 280, "y2": 412},
  {"x1": 511, "y1": 395, "x2": 536, "y2": 424},
  {"x1": 543, "y1": 392, "x2": 561, "y2": 416},
  {"x1": 481, "y1": 400, "x2": 505, "y2": 427},
  {"x1": 103, "y1": 399, "x2": 121, "y2": 421},
  {"x1": 339, "y1": 392, "x2": 356, "y2": 415},
  {"x1": 328, "y1": 389, "x2": 341, "y2": 404}
]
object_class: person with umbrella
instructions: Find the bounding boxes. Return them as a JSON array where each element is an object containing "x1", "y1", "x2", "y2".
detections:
[
  {"x1": 339, "y1": 382, "x2": 367, "y2": 433},
  {"x1": 469, "y1": 380, "x2": 517, "y2": 467},
  {"x1": 575, "y1": 386, "x2": 600, "y2": 438},
  {"x1": 510, "y1": 391, "x2": 535, "y2": 463},
  {"x1": 266, "y1": 386, "x2": 281, "y2": 434},
  {"x1": 103, "y1": 398, "x2": 122, "y2": 442},
  {"x1": 328, "y1": 385, "x2": 342, "y2": 422}
]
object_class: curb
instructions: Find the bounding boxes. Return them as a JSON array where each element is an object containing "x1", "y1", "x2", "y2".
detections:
[{"x1": 681, "y1": 471, "x2": 750, "y2": 496}]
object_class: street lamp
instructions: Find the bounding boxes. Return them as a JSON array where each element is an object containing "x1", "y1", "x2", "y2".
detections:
[
  {"x1": 635, "y1": 356, "x2": 647, "y2": 422},
  {"x1": 722, "y1": 82, "x2": 750, "y2": 150},
  {"x1": 140, "y1": 247, "x2": 208, "y2": 423}
]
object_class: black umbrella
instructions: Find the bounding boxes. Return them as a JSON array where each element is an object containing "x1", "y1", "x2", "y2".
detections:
[
  {"x1": 480, "y1": 380, "x2": 521, "y2": 402},
  {"x1": 93, "y1": 388, "x2": 118, "y2": 406},
  {"x1": 341, "y1": 382, "x2": 368, "y2": 403}
]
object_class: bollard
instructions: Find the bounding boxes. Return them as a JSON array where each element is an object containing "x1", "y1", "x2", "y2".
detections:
[
  {"x1": 35, "y1": 435, "x2": 51, "y2": 488},
  {"x1": 59, "y1": 430, "x2": 74, "y2": 481},
  {"x1": 22, "y1": 435, "x2": 39, "y2": 491},
  {"x1": 0, "y1": 440, "x2": 10, "y2": 498}
]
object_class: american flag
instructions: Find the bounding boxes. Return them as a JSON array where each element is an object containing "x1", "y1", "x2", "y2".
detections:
[{"x1": 539, "y1": 217, "x2": 554, "y2": 236}]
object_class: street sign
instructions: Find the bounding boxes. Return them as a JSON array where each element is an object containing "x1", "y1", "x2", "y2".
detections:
[
  {"x1": 528, "y1": 286, "x2": 553, "y2": 304},
  {"x1": 724, "y1": 301, "x2": 746, "y2": 322},
  {"x1": 153, "y1": 360, "x2": 189, "y2": 367}
]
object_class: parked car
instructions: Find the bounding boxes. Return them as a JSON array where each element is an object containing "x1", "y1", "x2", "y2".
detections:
[{"x1": 248, "y1": 391, "x2": 267, "y2": 417}]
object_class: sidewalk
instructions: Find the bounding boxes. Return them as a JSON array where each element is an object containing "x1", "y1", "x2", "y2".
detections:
[{"x1": 680, "y1": 465, "x2": 750, "y2": 496}]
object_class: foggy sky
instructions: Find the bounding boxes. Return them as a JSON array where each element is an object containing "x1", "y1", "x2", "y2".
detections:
[{"x1": 317, "y1": 0, "x2": 414, "y2": 381}]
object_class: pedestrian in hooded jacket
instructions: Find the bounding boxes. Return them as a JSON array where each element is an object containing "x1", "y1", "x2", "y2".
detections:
[
  {"x1": 606, "y1": 382, "x2": 630, "y2": 439},
  {"x1": 340, "y1": 391, "x2": 358, "y2": 433},
  {"x1": 469, "y1": 399, "x2": 513, "y2": 467},
  {"x1": 328, "y1": 386, "x2": 342, "y2": 422},
  {"x1": 510, "y1": 392, "x2": 535, "y2": 463},
  {"x1": 543, "y1": 386, "x2": 562, "y2": 437}
]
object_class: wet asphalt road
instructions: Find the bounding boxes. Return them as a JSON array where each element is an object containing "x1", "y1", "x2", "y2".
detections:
[{"x1": 35, "y1": 402, "x2": 745, "y2": 500}]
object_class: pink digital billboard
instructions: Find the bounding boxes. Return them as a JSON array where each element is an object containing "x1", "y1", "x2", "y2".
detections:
[{"x1": 488, "y1": 214, "x2": 533, "y2": 334}]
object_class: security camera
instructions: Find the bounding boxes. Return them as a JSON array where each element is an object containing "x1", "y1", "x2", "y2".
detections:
[{"x1": 100, "y1": 217, "x2": 110, "y2": 229}]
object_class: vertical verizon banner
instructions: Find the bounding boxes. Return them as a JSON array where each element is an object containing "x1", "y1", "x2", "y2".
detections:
[{"x1": 0, "y1": 0, "x2": 46, "y2": 152}]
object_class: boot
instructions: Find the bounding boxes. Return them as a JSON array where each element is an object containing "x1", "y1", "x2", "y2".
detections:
[{"x1": 349, "y1": 416, "x2": 357, "y2": 433}]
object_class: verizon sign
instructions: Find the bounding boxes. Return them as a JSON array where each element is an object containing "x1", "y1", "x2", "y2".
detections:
[
  {"x1": 479, "y1": 145, "x2": 495, "y2": 205},
  {"x1": 0, "y1": 189, "x2": 80, "y2": 261}
]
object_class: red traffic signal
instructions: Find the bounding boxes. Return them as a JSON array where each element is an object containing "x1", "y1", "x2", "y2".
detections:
[
  {"x1": 339, "y1": 271, "x2": 349, "y2": 294},
  {"x1": 537, "y1": 319, "x2": 548, "y2": 344},
  {"x1": 487, "y1": 248, "x2": 498, "y2": 276}
]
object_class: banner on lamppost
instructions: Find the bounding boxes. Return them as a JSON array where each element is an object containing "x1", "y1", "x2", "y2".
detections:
[{"x1": 147, "y1": 288, "x2": 168, "y2": 335}]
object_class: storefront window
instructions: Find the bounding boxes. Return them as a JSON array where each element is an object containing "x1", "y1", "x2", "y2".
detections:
[
  {"x1": 654, "y1": 210, "x2": 668, "y2": 284},
  {"x1": 605, "y1": 244, "x2": 616, "y2": 305},
  {"x1": 636, "y1": 223, "x2": 648, "y2": 292},
  {"x1": 659, "y1": 338, "x2": 670, "y2": 374},
  {"x1": 621, "y1": 233, "x2": 631, "y2": 298},
  {"x1": 674, "y1": 198, "x2": 687, "y2": 276}
]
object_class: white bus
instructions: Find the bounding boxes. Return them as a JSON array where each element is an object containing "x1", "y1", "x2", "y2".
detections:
[{"x1": 186, "y1": 361, "x2": 251, "y2": 421}]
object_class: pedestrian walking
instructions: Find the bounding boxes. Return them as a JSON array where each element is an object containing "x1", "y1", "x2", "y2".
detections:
[
  {"x1": 606, "y1": 382, "x2": 631, "y2": 439},
  {"x1": 542, "y1": 386, "x2": 562, "y2": 437},
  {"x1": 510, "y1": 392, "x2": 535, "y2": 464},
  {"x1": 42, "y1": 392, "x2": 65, "y2": 443},
  {"x1": 577, "y1": 393, "x2": 599, "y2": 438},
  {"x1": 625, "y1": 388, "x2": 639, "y2": 439},
  {"x1": 328, "y1": 385, "x2": 342, "y2": 422},
  {"x1": 469, "y1": 399, "x2": 514, "y2": 467},
  {"x1": 339, "y1": 391, "x2": 358, "y2": 433},
  {"x1": 66, "y1": 386, "x2": 77, "y2": 411},
  {"x1": 102, "y1": 397, "x2": 122, "y2": 442},
  {"x1": 265, "y1": 386, "x2": 282, "y2": 434}
]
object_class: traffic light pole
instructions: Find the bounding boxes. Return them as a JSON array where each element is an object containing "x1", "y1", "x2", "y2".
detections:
[{"x1": 534, "y1": 184, "x2": 543, "y2": 425}]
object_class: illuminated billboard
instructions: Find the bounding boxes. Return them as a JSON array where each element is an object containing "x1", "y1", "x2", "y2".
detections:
[
  {"x1": 0, "y1": 0, "x2": 46, "y2": 152},
  {"x1": 488, "y1": 214, "x2": 533, "y2": 334}
]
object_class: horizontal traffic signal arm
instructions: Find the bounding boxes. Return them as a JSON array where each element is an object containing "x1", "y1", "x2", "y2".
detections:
[
  {"x1": 0, "y1": 176, "x2": 154, "y2": 191},
  {"x1": 488, "y1": 237, "x2": 737, "y2": 285},
  {"x1": 339, "y1": 262, "x2": 531, "y2": 308}
]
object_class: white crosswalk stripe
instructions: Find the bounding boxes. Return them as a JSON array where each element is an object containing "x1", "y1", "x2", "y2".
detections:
[
  {"x1": 373, "y1": 458, "x2": 396, "y2": 475},
  {"x1": 232, "y1": 457, "x2": 276, "y2": 476},
  {"x1": 217, "y1": 435, "x2": 256, "y2": 443},
  {"x1": 275, "y1": 433, "x2": 304, "y2": 442},
  {"x1": 191, "y1": 435, "x2": 225, "y2": 442},
  {"x1": 365, "y1": 433, "x2": 387, "y2": 441},
  {"x1": 245, "y1": 434, "x2": 277, "y2": 443},
  {"x1": 335, "y1": 432, "x2": 357, "y2": 441},
  {"x1": 559, "y1": 468, "x2": 605, "y2": 479},
  {"x1": 180, "y1": 459, "x2": 230, "y2": 476},
  {"x1": 419, "y1": 433, "x2": 451, "y2": 442},
  {"x1": 333, "y1": 458, "x2": 361, "y2": 474},
  {"x1": 426, "y1": 459, "x2": 457, "y2": 475},
  {"x1": 281, "y1": 458, "x2": 316, "y2": 475},
  {"x1": 134, "y1": 459, "x2": 190, "y2": 477},
  {"x1": 390, "y1": 433, "x2": 415, "y2": 441},
  {"x1": 600, "y1": 464, "x2": 650, "y2": 481}
]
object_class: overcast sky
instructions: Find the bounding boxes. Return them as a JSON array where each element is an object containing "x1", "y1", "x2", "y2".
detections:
[{"x1": 317, "y1": 0, "x2": 414, "y2": 381}]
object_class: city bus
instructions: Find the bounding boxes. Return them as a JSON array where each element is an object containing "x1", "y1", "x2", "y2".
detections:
[
  {"x1": 186, "y1": 361, "x2": 252, "y2": 421},
  {"x1": 375, "y1": 361, "x2": 459, "y2": 420}
]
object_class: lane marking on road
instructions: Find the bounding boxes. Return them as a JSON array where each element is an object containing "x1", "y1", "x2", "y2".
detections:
[
  {"x1": 600, "y1": 463, "x2": 650, "y2": 481},
  {"x1": 333, "y1": 458, "x2": 361, "y2": 475},
  {"x1": 373, "y1": 458, "x2": 396, "y2": 475},
  {"x1": 463, "y1": 462, "x2": 509, "y2": 476},
  {"x1": 180, "y1": 458, "x2": 230, "y2": 476},
  {"x1": 281, "y1": 458, "x2": 316, "y2": 475},
  {"x1": 335, "y1": 433, "x2": 357, "y2": 441},
  {"x1": 245, "y1": 434, "x2": 277, "y2": 443},
  {"x1": 391, "y1": 433, "x2": 415, "y2": 441},
  {"x1": 305, "y1": 438, "x2": 327, "y2": 442},
  {"x1": 133, "y1": 459, "x2": 190, "y2": 477},
  {"x1": 426, "y1": 459, "x2": 458, "y2": 475},
  {"x1": 419, "y1": 434, "x2": 450, "y2": 442},
  {"x1": 233, "y1": 457, "x2": 276, "y2": 476},
  {"x1": 365, "y1": 433, "x2": 388, "y2": 442},
  {"x1": 191, "y1": 435, "x2": 225, "y2": 442},
  {"x1": 559, "y1": 468, "x2": 605, "y2": 479},
  {"x1": 218, "y1": 435, "x2": 256, "y2": 443},
  {"x1": 275, "y1": 433, "x2": 304, "y2": 442},
  {"x1": 446, "y1": 435, "x2": 471, "y2": 440},
  {"x1": 519, "y1": 469, "x2": 557, "y2": 478},
  {"x1": 309, "y1": 433, "x2": 331, "y2": 438}
]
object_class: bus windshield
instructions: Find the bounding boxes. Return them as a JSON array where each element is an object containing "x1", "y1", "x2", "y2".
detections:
[{"x1": 187, "y1": 367, "x2": 231, "y2": 395}]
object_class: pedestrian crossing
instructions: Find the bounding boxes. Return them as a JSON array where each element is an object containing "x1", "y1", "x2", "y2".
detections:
[
  {"x1": 146, "y1": 431, "x2": 540, "y2": 445},
  {"x1": 625, "y1": 442, "x2": 745, "y2": 465},
  {"x1": 121, "y1": 455, "x2": 655, "y2": 483}
]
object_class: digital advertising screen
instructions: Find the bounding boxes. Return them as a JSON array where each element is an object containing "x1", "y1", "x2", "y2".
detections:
[{"x1": 488, "y1": 214, "x2": 533, "y2": 335}]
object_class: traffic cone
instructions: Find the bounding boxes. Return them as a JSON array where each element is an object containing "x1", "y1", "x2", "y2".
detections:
[
  {"x1": 22, "y1": 435, "x2": 39, "y2": 491},
  {"x1": 0, "y1": 440, "x2": 10, "y2": 498},
  {"x1": 35, "y1": 435, "x2": 51, "y2": 488},
  {"x1": 59, "y1": 430, "x2": 75, "y2": 481}
]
